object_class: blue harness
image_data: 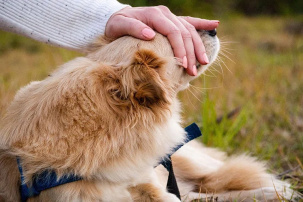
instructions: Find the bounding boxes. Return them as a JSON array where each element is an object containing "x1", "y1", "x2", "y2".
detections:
[{"x1": 17, "y1": 123, "x2": 201, "y2": 201}]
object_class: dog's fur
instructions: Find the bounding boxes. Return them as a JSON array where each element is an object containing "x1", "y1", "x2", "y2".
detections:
[{"x1": 0, "y1": 31, "x2": 297, "y2": 201}]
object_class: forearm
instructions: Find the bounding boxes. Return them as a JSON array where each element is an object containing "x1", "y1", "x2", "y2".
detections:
[{"x1": 0, "y1": 0, "x2": 128, "y2": 52}]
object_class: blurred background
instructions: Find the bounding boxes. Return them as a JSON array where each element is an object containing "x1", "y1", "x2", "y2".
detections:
[{"x1": 0, "y1": 0, "x2": 302, "y2": 195}]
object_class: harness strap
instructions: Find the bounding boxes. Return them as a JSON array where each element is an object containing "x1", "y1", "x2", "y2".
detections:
[
  {"x1": 160, "y1": 123, "x2": 202, "y2": 199},
  {"x1": 160, "y1": 123, "x2": 202, "y2": 170},
  {"x1": 166, "y1": 159, "x2": 181, "y2": 199},
  {"x1": 17, "y1": 123, "x2": 202, "y2": 201},
  {"x1": 17, "y1": 158, "x2": 82, "y2": 202}
]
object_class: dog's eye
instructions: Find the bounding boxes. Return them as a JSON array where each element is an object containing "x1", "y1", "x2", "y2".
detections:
[{"x1": 138, "y1": 97, "x2": 145, "y2": 105}]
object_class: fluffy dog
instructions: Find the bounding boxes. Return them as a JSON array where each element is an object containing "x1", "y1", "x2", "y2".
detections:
[{"x1": 0, "y1": 30, "x2": 297, "y2": 201}]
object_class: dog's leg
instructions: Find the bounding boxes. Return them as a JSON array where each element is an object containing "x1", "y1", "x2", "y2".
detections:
[
  {"x1": 129, "y1": 168, "x2": 181, "y2": 202},
  {"x1": 129, "y1": 183, "x2": 180, "y2": 202}
]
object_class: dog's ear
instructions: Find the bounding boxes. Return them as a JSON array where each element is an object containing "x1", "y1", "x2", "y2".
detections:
[
  {"x1": 100, "y1": 49, "x2": 169, "y2": 110},
  {"x1": 130, "y1": 50, "x2": 169, "y2": 107}
]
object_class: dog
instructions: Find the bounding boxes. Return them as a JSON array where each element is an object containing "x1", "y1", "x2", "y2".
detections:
[{"x1": 0, "y1": 29, "x2": 298, "y2": 201}]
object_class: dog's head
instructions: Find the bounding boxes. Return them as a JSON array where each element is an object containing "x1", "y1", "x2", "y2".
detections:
[
  {"x1": 83, "y1": 30, "x2": 220, "y2": 123},
  {"x1": 88, "y1": 29, "x2": 220, "y2": 92}
]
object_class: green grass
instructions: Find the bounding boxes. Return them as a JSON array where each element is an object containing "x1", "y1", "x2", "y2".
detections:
[
  {"x1": 0, "y1": 15, "x2": 302, "y2": 197},
  {"x1": 199, "y1": 93, "x2": 248, "y2": 151}
]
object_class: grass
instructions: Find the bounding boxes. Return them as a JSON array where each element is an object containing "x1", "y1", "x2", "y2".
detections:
[
  {"x1": 179, "y1": 16, "x2": 303, "y2": 196},
  {"x1": 0, "y1": 15, "x2": 302, "y2": 198}
]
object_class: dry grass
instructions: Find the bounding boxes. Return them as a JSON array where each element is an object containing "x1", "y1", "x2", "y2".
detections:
[{"x1": 0, "y1": 16, "x2": 302, "y2": 197}]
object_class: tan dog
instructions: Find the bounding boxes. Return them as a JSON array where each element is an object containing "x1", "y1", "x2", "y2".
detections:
[{"x1": 0, "y1": 31, "x2": 297, "y2": 202}]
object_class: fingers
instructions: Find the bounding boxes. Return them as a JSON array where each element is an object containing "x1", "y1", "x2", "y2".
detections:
[
  {"x1": 156, "y1": 6, "x2": 197, "y2": 75},
  {"x1": 181, "y1": 16, "x2": 220, "y2": 30},
  {"x1": 143, "y1": 8, "x2": 187, "y2": 67},
  {"x1": 144, "y1": 6, "x2": 198, "y2": 75},
  {"x1": 105, "y1": 14, "x2": 156, "y2": 40},
  {"x1": 156, "y1": 6, "x2": 212, "y2": 75},
  {"x1": 178, "y1": 17, "x2": 209, "y2": 68}
]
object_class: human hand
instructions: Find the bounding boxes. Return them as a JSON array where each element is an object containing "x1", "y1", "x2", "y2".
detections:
[{"x1": 105, "y1": 6, "x2": 219, "y2": 76}]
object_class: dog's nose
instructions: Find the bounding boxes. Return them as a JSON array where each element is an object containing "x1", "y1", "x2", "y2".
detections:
[{"x1": 207, "y1": 29, "x2": 217, "y2": 37}]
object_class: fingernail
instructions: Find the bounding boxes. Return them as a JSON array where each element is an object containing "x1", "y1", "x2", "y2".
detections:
[
  {"x1": 142, "y1": 28, "x2": 155, "y2": 39},
  {"x1": 182, "y1": 56, "x2": 188, "y2": 68},
  {"x1": 203, "y1": 53, "x2": 209, "y2": 64},
  {"x1": 212, "y1": 20, "x2": 220, "y2": 24},
  {"x1": 193, "y1": 65, "x2": 197, "y2": 76}
]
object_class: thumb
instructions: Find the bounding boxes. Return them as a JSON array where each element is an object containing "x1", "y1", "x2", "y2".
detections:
[{"x1": 105, "y1": 15, "x2": 156, "y2": 40}]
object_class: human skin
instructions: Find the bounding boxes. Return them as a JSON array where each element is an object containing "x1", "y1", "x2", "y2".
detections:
[{"x1": 105, "y1": 6, "x2": 219, "y2": 76}]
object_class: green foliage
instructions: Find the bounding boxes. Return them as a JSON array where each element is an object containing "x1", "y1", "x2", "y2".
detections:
[{"x1": 200, "y1": 94, "x2": 248, "y2": 151}]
